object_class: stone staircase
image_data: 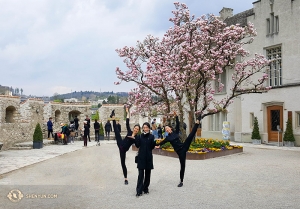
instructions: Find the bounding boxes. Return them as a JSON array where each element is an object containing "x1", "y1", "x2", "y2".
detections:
[{"x1": 9, "y1": 139, "x2": 55, "y2": 150}]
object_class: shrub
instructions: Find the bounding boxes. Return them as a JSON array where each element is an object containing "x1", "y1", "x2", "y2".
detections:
[
  {"x1": 283, "y1": 119, "x2": 295, "y2": 142},
  {"x1": 99, "y1": 122, "x2": 104, "y2": 136},
  {"x1": 33, "y1": 123, "x2": 43, "y2": 142},
  {"x1": 251, "y1": 117, "x2": 261, "y2": 140}
]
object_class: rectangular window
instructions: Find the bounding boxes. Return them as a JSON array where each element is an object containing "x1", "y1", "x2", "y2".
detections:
[
  {"x1": 266, "y1": 46, "x2": 282, "y2": 87},
  {"x1": 270, "y1": 13, "x2": 274, "y2": 33},
  {"x1": 266, "y1": 18, "x2": 270, "y2": 34},
  {"x1": 209, "y1": 112, "x2": 227, "y2": 131},
  {"x1": 296, "y1": 112, "x2": 300, "y2": 127},
  {"x1": 275, "y1": 16, "x2": 279, "y2": 32},
  {"x1": 250, "y1": 113, "x2": 254, "y2": 128},
  {"x1": 215, "y1": 70, "x2": 227, "y2": 93}
]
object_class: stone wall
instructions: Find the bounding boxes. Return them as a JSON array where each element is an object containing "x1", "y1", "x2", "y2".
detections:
[
  {"x1": 0, "y1": 96, "x2": 91, "y2": 150},
  {"x1": 99, "y1": 104, "x2": 140, "y2": 133}
]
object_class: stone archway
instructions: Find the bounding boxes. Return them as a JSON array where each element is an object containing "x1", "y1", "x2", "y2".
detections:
[
  {"x1": 5, "y1": 106, "x2": 17, "y2": 123},
  {"x1": 55, "y1": 110, "x2": 61, "y2": 122},
  {"x1": 69, "y1": 110, "x2": 81, "y2": 122}
]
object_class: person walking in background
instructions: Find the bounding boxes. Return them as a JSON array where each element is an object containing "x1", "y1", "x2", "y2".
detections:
[
  {"x1": 47, "y1": 117, "x2": 54, "y2": 140},
  {"x1": 85, "y1": 115, "x2": 91, "y2": 142},
  {"x1": 135, "y1": 122, "x2": 156, "y2": 197},
  {"x1": 105, "y1": 120, "x2": 112, "y2": 141},
  {"x1": 151, "y1": 118, "x2": 158, "y2": 139},
  {"x1": 156, "y1": 112, "x2": 201, "y2": 187},
  {"x1": 94, "y1": 119, "x2": 100, "y2": 145},
  {"x1": 69, "y1": 121, "x2": 75, "y2": 144},
  {"x1": 111, "y1": 108, "x2": 140, "y2": 185},
  {"x1": 157, "y1": 124, "x2": 163, "y2": 139},
  {"x1": 74, "y1": 116, "x2": 79, "y2": 137},
  {"x1": 83, "y1": 121, "x2": 89, "y2": 147}
]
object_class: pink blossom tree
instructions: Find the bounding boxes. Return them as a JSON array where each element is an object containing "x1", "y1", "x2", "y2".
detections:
[{"x1": 115, "y1": 2, "x2": 270, "y2": 137}]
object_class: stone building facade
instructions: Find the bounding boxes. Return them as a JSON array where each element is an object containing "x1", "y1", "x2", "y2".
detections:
[
  {"x1": 200, "y1": 0, "x2": 300, "y2": 146},
  {"x1": 0, "y1": 96, "x2": 91, "y2": 150}
]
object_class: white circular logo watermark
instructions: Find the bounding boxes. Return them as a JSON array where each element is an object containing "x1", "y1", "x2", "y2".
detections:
[{"x1": 7, "y1": 189, "x2": 24, "y2": 202}]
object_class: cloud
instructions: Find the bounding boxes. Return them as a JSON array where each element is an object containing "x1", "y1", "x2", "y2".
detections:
[{"x1": 0, "y1": 0, "x2": 255, "y2": 96}]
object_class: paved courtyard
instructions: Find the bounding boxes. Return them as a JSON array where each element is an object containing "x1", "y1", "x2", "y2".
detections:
[{"x1": 0, "y1": 141, "x2": 300, "y2": 209}]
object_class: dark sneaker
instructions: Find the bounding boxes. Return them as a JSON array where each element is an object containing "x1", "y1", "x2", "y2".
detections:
[
  {"x1": 124, "y1": 180, "x2": 128, "y2": 185},
  {"x1": 136, "y1": 193, "x2": 142, "y2": 197},
  {"x1": 177, "y1": 182, "x2": 183, "y2": 187},
  {"x1": 143, "y1": 190, "x2": 149, "y2": 194}
]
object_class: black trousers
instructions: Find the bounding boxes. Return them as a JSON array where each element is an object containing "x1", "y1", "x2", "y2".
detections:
[
  {"x1": 95, "y1": 130, "x2": 99, "y2": 141},
  {"x1": 136, "y1": 169, "x2": 151, "y2": 194},
  {"x1": 47, "y1": 129, "x2": 54, "y2": 138},
  {"x1": 176, "y1": 126, "x2": 197, "y2": 183},
  {"x1": 119, "y1": 151, "x2": 127, "y2": 178},
  {"x1": 114, "y1": 122, "x2": 127, "y2": 178}
]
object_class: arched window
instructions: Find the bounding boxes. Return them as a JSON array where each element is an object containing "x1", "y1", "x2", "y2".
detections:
[
  {"x1": 69, "y1": 110, "x2": 81, "y2": 122},
  {"x1": 55, "y1": 110, "x2": 61, "y2": 122},
  {"x1": 5, "y1": 106, "x2": 17, "y2": 123}
]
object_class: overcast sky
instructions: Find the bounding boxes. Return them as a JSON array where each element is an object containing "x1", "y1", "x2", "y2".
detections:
[{"x1": 0, "y1": 0, "x2": 255, "y2": 97}]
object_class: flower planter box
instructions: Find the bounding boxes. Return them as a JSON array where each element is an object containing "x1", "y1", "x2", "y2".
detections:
[
  {"x1": 283, "y1": 141, "x2": 294, "y2": 147},
  {"x1": 33, "y1": 141, "x2": 43, "y2": 149},
  {"x1": 0, "y1": 142, "x2": 3, "y2": 151},
  {"x1": 132, "y1": 145, "x2": 243, "y2": 160},
  {"x1": 99, "y1": 135, "x2": 105, "y2": 141},
  {"x1": 252, "y1": 139, "x2": 261, "y2": 145}
]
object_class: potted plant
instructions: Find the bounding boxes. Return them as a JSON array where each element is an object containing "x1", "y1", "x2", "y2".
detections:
[
  {"x1": 33, "y1": 123, "x2": 43, "y2": 149},
  {"x1": 99, "y1": 122, "x2": 105, "y2": 140},
  {"x1": 251, "y1": 117, "x2": 261, "y2": 145},
  {"x1": 283, "y1": 119, "x2": 295, "y2": 147}
]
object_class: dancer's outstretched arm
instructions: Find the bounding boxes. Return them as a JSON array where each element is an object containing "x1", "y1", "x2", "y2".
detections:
[{"x1": 125, "y1": 108, "x2": 131, "y2": 134}]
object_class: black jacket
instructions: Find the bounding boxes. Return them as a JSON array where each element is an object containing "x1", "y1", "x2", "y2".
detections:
[
  {"x1": 157, "y1": 116, "x2": 198, "y2": 152},
  {"x1": 94, "y1": 122, "x2": 100, "y2": 130},
  {"x1": 83, "y1": 124, "x2": 90, "y2": 137},
  {"x1": 105, "y1": 122, "x2": 112, "y2": 132},
  {"x1": 113, "y1": 118, "x2": 136, "y2": 152},
  {"x1": 135, "y1": 132, "x2": 156, "y2": 170}
]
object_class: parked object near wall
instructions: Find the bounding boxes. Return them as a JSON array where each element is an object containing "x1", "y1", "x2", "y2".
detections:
[
  {"x1": 0, "y1": 142, "x2": 3, "y2": 151},
  {"x1": 251, "y1": 117, "x2": 261, "y2": 145},
  {"x1": 33, "y1": 123, "x2": 43, "y2": 149},
  {"x1": 283, "y1": 119, "x2": 295, "y2": 147}
]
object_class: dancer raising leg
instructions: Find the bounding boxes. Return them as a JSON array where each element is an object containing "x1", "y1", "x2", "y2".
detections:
[
  {"x1": 111, "y1": 108, "x2": 140, "y2": 185},
  {"x1": 156, "y1": 112, "x2": 201, "y2": 187}
]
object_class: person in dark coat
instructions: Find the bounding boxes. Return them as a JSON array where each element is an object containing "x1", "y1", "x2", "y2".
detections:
[
  {"x1": 135, "y1": 122, "x2": 156, "y2": 197},
  {"x1": 157, "y1": 124, "x2": 163, "y2": 139},
  {"x1": 85, "y1": 115, "x2": 91, "y2": 142},
  {"x1": 47, "y1": 117, "x2": 54, "y2": 139},
  {"x1": 83, "y1": 121, "x2": 89, "y2": 147},
  {"x1": 74, "y1": 116, "x2": 79, "y2": 137},
  {"x1": 94, "y1": 119, "x2": 100, "y2": 145},
  {"x1": 111, "y1": 108, "x2": 140, "y2": 185},
  {"x1": 105, "y1": 120, "x2": 112, "y2": 140},
  {"x1": 156, "y1": 112, "x2": 201, "y2": 187}
]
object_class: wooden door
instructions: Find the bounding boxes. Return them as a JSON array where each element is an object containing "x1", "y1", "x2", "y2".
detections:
[{"x1": 267, "y1": 106, "x2": 283, "y2": 142}]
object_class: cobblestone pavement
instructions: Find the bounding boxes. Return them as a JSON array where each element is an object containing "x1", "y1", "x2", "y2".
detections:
[{"x1": 0, "y1": 141, "x2": 300, "y2": 209}]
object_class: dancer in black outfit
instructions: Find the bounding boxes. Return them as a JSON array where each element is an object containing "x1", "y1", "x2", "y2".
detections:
[
  {"x1": 135, "y1": 122, "x2": 156, "y2": 197},
  {"x1": 111, "y1": 108, "x2": 140, "y2": 185},
  {"x1": 156, "y1": 112, "x2": 201, "y2": 187}
]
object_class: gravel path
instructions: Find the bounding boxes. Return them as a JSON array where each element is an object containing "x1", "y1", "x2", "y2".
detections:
[{"x1": 0, "y1": 143, "x2": 300, "y2": 209}]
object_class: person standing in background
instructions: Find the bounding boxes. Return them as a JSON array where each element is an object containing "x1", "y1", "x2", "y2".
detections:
[
  {"x1": 105, "y1": 120, "x2": 112, "y2": 141},
  {"x1": 94, "y1": 119, "x2": 100, "y2": 145},
  {"x1": 47, "y1": 117, "x2": 54, "y2": 140},
  {"x1": 85, "y1": 115, "x2": 91, "y2": 142},
  {"x1": 74, "y1": 116, "x2": 79, "y2": 137}
]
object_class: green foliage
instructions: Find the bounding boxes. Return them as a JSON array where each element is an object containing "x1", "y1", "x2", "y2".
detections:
[
  {"x1": 99, "y1": 123, "x2": 104, "y2": 136},
  {"x1": 53, "y1": 99, "x2": 63, "y2": 103},
  {"x1": 98, "y1": 103, "x2": 102, "y2": 108},
  {"x1": 33, "y1": 123, "x2": 43, "y2": 142},
  {"x1": 283, "y1": 119, "x2": 295, "y2": 142},
  {"x1": 91, "y1": 111, "x2": 99, "y2": 121},
  {"x1": 251, "y1": 117, "x2": 261, "y2": 139}
]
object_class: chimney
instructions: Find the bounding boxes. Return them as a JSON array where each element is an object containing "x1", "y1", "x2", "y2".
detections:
[{"x1": 219, "y1": 7, "x2": 233, "y2": 20}]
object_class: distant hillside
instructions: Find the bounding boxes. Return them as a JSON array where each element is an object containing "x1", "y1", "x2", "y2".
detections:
[{"x1": 50, "y1": 91, "x2": 128, "y2": 101}]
